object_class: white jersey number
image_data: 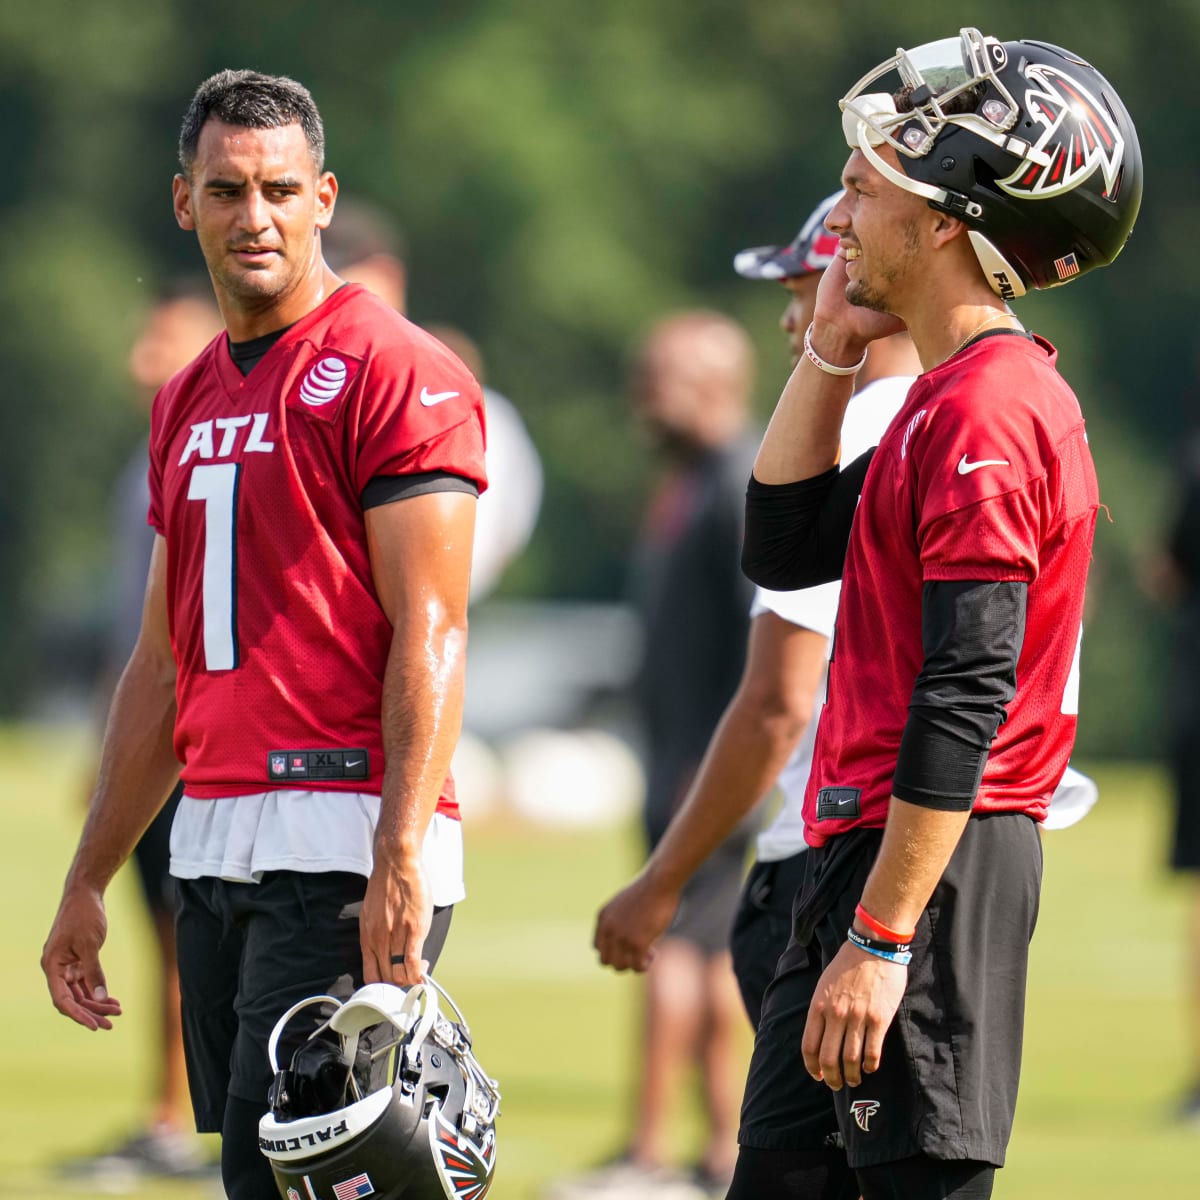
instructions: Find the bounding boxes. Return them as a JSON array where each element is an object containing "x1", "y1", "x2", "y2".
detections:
[
  {"x1": 186, "y1": 463, "x2": 240, "y2": 671},
  {"x1": 1061, "y1": 624, "x2": 1082, "y2": 715}
]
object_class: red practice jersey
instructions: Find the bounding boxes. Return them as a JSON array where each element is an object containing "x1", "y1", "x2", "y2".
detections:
[
  {"x1": 804, "y1": 334, "x2": 1098, "y2": 847},
  {"x1": 148, "y1": 285, "x2": 487, "y2": 815}
]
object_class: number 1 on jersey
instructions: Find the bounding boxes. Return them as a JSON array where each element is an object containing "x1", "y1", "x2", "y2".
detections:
[
  {"x1": 1061, "y1": 624, "x2": 1082, "y2": 715},
  {"x1": 187, "y1": 463, "x2": 240, "y2": 671}
]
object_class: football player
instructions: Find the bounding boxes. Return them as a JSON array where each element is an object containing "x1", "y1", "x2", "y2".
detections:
[
  {"x1": 41, "y1": 69, "x2": 485, "y2": 1200},
  {"x1": 731, "y1": 28, "x2": 1141, "y2": 1200}
]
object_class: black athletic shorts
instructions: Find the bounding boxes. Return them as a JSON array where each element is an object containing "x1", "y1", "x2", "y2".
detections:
[
  {"x1": 665, "y1": 834, "x2": 752, "y2": 957},
  {"x1": 730, "y1": 851, "x2": 808, "y2": 1027},
  {"x1": 175, "y1": 870, "x2": 453, "y2": 1132},
  {"x1": 1169, "y1": 734, "x2": 1200, "y2": 870},
  {"x1": 131, "y1": 780, "x2": 183, "y2": 917},
  {"x1": 738, "y1": 814, "x2": 1042, "y2": 1170}
]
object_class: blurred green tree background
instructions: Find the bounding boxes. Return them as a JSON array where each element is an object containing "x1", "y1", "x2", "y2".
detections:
[{"x1": 0, "y1": 0, "x2": 1192, "y2": 757}]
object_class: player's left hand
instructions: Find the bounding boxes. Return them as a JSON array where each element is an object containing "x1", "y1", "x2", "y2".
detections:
[
  {"x1": 801, "y1": 940, "x2": 907, "y2": 1090},
  {"x1": 41, "y1": 886, "x2": 124, "y2": 1031},
  {"x1": 360, "y1": 849, "x2": 433, "y2": 988}
]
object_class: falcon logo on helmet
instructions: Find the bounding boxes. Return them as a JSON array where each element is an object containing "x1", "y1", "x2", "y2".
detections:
[
  {"x1": 837, "y1": 27, "x2": 1142, "y2": 296},
  {"x1": 430, "y1": 1109, "x2": 495, "y2": 1199},
  {"x1": 259, "y1": 979, "x2": 501, "y2": 1200},
  {"x1": 999, "y1": 64, "x2": 1125, "y2": 200}
]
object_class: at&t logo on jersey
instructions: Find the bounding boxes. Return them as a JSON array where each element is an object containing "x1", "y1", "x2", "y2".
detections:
[
  {"x1": 900, "y1": 409, "x2": 927, "y2": 460},
  {"x1": 299, "y1": 356, "x2": 348, "y2": 406},
  {"x1": 288, "y1": 351, "x2": 362, "y2": 423}
]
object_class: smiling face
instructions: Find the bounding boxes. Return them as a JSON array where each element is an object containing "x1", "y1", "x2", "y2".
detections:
[
  {"x1": 172, "y1": 119, "x2": 337, "y2": 333},
  {"x1": 827, "y1": 148, "x2": 928, "y2": 316}
]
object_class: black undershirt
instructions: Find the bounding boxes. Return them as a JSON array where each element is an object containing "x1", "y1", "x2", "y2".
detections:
[
  {"x1": 225, "y1": 326, "x2": 478, "y2": 507},
  {"x1": 227, "y1": 325, "x2": 292, "y2": 375}
]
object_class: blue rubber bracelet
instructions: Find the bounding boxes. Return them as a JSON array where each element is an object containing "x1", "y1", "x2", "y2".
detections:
[{"x1": 846, "y1": 927, "x2": 913, "y2": 966}]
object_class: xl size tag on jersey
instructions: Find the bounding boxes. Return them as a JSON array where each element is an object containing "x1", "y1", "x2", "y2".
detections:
[
  {"x1": 267, "y1": 749, "x2": 370, "y2": 781},
  {"x1": 816, "y1": 787, "x2": 861, "y2": 820}
]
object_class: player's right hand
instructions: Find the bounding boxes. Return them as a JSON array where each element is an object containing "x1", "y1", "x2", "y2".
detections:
[
  {"x1": 811, "y1": 249, "x2": 906, "y2": 354},
  {"x1": 41, "y1": 887, "x2": 123, "y2": 1031},
  {"x1": 593, "y1": 874, "x2": 680, "y2": 973}
]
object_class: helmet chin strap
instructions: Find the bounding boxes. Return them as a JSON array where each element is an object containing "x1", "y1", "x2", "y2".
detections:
[
  {"x1": 967, "y1": 231, "x2": 1028, "y2": 299},
  {"x1": 848, "y1": 118, "x2": 1024, "y2": 300}
]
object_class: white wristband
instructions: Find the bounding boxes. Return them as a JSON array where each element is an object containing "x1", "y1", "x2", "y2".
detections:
[{"x1": 803, "y1": 323, "x2": 867, "y2": 376}]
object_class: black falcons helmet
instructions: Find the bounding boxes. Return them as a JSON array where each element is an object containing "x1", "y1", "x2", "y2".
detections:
[
  {"x1": 839, "y1": 27, "x2": 1142, "y2": 298},
  {"x1": 259, "y1": 979, "x2": 500, "y2": 1200}
]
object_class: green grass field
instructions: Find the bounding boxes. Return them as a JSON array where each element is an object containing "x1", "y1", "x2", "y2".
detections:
[{"x1": 2, "y1": 724, "x2": 1196, "y2": 1198}]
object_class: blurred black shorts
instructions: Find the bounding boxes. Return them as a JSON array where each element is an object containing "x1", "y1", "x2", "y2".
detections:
[
  {"x1": 131, "y1": 779, "x2": 183, "y2": 916},
  {"x1": 738, "y1": 815, "x2": 1041, "y2": 1170},
  {"x1": 730, "y1": 851, "x2": 808, "y2": 1028},
  {"x1": 665, "y1": 835, "x2": 751, "y2": 958},
  {"x1": 1169, "y1": 743, "x2": 1200, "y2": 870},
  {"x1": 175, "y1": 870, "x2": 452, "y2": 1132}
]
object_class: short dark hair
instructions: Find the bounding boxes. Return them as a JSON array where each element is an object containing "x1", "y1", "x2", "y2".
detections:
[
  {"x1": 893, "y1": 82, "x2": 983, "y2": 116},
  {"x1": 178, "y1": 69, "x2": 325, "y2": 175}
]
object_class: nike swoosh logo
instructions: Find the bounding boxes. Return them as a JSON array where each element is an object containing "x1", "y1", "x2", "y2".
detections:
[
  {"x1": 344, "y1": 758, "x2": 364, "y2": 769},
  {"x1": 957, "y1": 454, "x2": 1010, "y2": 475},
  {"x1": 836, "y1": 796, "x2": 856, "y2": 805},
  {"x1": 420, "y1": 387, "x2": 460, "y2": 407}
]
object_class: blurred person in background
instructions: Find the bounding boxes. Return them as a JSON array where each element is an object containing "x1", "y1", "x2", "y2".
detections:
[
  {"x1": 594, "y1": 192, "x2": 918, "y2": 1045},
  {"x1": 421, "y1": 322, "x2": 543, "y2": 603},
  {"x1": 555, "y1": 311, "x2": 760, "y2": 1200},
  {"x1": 58, "y1": 283, "x2": 223, "y2": 1190},
  {"x1": 1153, "y1": 429, "x2": 1200, "y2": 1126},
  {"x1": 40, "y1": 69, "x2": 486, "y2": 1200},
  {"x1": 324, "y1": 197, "x2": 543, "y2": 604}
]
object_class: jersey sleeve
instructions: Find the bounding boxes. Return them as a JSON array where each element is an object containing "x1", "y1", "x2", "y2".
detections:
[
  {"x1": 751, "y1": 582, "x2": 840, "y2": 638},
  {"x1": 910, "y1": 392, "x2": 1051, "y2": 583},
  {"x1": 351, "y1": 335, "x2": 488, "y2": 496},
  {"x1": 146, "y1": 382, "x2": 172, "y2": 536}
]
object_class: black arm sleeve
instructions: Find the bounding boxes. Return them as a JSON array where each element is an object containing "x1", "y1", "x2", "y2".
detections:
[
  {"x1": 892, "y1": 580, "x2": 1028, "y2": 811},
  {"x1": 741, "y1": 448, "x2": 876, "y2": 590},
  {"x1": 360, "y1": 470, "x2": 479, "y2": 509}
]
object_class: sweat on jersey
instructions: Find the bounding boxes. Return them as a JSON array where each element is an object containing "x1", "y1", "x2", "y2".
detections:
[
  {"x1": 803, "y1": 333, "x2": 1098, "y2": 847},
  {"x1": 148, "y1": 285, "x2": 487, "y2": 816}
]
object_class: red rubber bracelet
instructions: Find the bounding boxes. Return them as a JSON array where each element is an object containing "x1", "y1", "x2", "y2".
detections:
[{"x1": 855, "y1": 903, "x2": 915, "y2": 944}]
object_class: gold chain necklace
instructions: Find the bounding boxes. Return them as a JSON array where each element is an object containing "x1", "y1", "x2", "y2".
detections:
[{"x1": 946, "y1": 311, "x2": 1023, "y2": 362}]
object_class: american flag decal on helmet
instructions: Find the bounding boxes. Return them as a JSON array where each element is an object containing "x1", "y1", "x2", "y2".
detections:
[
  {"x1": 1053, "y1": 252, "x2": 1080, "y2": 280},
  {"x1": 331, "y1": 1173, "x2": 374, "y2": 1200},
  {"x1": 998, "y1": 63, "x2": 1125, "y2": 201},
  {"x1": 430, "y1": 1108, "x2": 496, "y2": 1199}
]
